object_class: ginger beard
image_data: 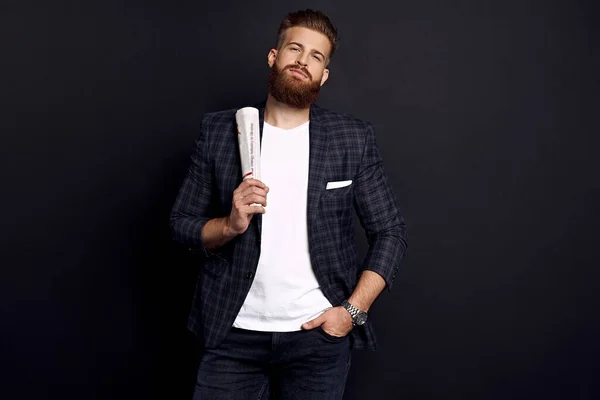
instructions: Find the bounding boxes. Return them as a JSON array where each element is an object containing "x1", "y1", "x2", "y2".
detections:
[{"x1": 267, "y1": 63, "x2": 322, "y2": 109}]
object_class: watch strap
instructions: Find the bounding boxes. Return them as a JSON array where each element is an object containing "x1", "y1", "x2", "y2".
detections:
[{"x1": 342, "y1": 300, "x2": 366, "y2": 325}]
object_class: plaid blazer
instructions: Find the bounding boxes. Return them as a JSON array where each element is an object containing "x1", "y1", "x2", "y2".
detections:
[{"x1": 170, "y1": 101, "x2": 407, "y2": 351}]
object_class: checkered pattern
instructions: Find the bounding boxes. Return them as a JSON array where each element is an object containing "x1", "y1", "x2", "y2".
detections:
[{"x1": 170, "y1": 102, "x2": 407, "y2": 351}]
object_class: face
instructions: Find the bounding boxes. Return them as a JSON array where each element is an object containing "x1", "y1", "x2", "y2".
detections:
[{"x1": 267, "y1": 27, "x2": 331, "y2": 108}]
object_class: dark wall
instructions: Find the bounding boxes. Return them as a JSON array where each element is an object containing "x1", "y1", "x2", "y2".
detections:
[{"x1": 2, "y1": 0, "x2": 599, "y2": 399}]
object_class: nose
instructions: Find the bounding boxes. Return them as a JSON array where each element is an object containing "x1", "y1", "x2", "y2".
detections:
[{"x1": 296, "y1": 56, "x2": 308, "y2": 67}]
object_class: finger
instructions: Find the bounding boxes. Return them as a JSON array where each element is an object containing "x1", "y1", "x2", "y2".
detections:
[
  {"x1": 241, "y1": 194, "x2": 267, "y2": 207},
  {"x1": 243, "y1": 205, "x2": 266, "y2": 215},
  {"x1": 241, "y1": 178, "x2": 268, "y2": 190},
  {"x1": 235, "y1": 181, "x2": 268, "y2": 200},
  {"x1": 241, "y1": 186, "x2": 268, "y2": 198},
  {"x1": 302, "y1": 314, "x2": 326, "y2": 330},
  {"x1": 237, "y1": 203, "x2": 266, "y2": 212},
  {"x1": 253, "y1": 205, "x2": 267, "y2": 214}
]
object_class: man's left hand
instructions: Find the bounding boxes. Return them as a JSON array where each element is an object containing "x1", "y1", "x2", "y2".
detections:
[{"x1": 302, "y1": 306, "x2": 353, "y2": 337}]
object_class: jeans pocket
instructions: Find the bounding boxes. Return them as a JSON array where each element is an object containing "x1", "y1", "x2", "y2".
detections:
[{"x1": 317, "y1": 326, "x2": 348, "y2": 342}]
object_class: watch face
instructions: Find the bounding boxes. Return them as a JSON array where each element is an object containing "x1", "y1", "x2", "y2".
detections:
[{"x1": 355, "y1": 312, "x2": 368, "y2": 325}]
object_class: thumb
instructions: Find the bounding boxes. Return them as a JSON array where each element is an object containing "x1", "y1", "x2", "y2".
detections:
[{"x1": 302, "y1": 314, "x2": 326, "y2": 330}]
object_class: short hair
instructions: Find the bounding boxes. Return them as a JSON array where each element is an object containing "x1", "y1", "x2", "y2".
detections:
[{"x1": 275, "y1": 9, "x2": 339, "y2": 59}]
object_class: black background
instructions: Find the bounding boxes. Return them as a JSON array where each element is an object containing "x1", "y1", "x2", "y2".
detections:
[{"x1": 2, "y1": 0, "x2": 599, "y2": 399}]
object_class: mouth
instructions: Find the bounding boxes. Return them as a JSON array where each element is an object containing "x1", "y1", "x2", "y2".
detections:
[{"x1": 288, "y1": 68, "x2": 309, "y2": 78}]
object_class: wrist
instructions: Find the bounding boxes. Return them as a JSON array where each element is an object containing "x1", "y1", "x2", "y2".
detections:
[
  {"x1": 223, "y1": 217, "x2": 239, "y2": 238},
  {"x1": 347, "y1": 296, "x2": 369, "y2": 312},
  {"x1": 342, "y1": 299, "x2": 369, "y2": 327}
]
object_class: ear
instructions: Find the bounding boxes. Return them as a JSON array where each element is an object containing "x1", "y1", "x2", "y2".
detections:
[
  {"x1": 320, "y1": 68, "x2": 329, "y2": 86},
  {"x1": 267, "y1": 49, "x2": 277, "y2": 68}
]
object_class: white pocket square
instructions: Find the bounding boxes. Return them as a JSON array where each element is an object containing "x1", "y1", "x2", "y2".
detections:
[{"x1": 326, "y1": 180, "x2": 352, "y2": 189}]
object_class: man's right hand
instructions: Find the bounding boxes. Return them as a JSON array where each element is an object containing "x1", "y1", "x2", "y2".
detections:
[
  {"x1": 201, "y1": 178, "x2": 268, "y2": 251},
  {"x1": 227, "y1": 178, "x2": 269, "y2": 236}
]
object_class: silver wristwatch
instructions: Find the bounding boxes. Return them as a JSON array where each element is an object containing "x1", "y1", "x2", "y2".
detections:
[{"x1": 341, "y1": 300, "x2": 368, "y2": 326}]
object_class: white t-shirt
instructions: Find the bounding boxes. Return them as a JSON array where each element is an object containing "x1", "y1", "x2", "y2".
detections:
[{"x1": 232, "y1": 120, "x2": 333, "y2": 331}]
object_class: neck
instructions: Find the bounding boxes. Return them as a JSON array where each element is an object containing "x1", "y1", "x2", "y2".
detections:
[{"x1": 264, "y1": 94, "x2": 311, "y2": 129}]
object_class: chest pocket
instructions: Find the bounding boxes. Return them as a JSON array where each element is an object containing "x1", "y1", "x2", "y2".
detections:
[{"x1": 321, "y1": 183, "x2": 354, "y2": 210}]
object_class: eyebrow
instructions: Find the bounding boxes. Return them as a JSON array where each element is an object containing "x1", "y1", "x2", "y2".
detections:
[{"x1": 287, "y1": 41, "x2": 326, "y2": 59}]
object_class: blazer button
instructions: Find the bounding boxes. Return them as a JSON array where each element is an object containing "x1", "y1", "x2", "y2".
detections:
[{"x1": 246, "y1": 271, "x2": 254, "y2": 279}]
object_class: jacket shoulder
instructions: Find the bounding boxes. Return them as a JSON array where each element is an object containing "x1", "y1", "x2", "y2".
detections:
[
  {"x1": 201, "y1": 108, "x2": 237, "y2": 125},
  {"x1": 315, "y1": 105, "x2": 371, "y2": 130}
]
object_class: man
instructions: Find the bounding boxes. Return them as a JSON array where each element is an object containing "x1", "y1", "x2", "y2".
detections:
[{"x1": 170, "y1": 9, "x2": 407, "y2": 399}]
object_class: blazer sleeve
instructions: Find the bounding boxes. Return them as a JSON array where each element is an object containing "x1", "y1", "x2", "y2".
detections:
[
  {"x1": 353, "y1": 122, "x2": 408, "y2": 290},
  {"x1": 169, "y1": 114, "x2": 216, "y2": 258}
]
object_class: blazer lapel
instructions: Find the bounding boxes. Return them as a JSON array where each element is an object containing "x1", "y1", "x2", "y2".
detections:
[
  {"x1": 255, "y1": 102, "x2": 266, "y2": 237},
  {"x1": 307, "y1": 104, "x2": 329, "y2": 225}
]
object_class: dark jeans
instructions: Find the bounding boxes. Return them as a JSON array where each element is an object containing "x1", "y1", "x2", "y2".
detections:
[{"x1": 193, "y1": 327, "x2": 353, "y2": 400}]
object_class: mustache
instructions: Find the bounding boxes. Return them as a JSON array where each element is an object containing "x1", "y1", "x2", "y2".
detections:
[{"x1": 283, "y1": 64, "x2": 312, "y2": 79}]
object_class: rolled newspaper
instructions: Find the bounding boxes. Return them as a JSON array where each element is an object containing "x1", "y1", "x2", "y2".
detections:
[{"x1": 235, "y1": 107, "x2": 261, "y2": 181}]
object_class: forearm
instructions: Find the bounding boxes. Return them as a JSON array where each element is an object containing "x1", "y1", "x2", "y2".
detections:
[
  {"x1": 348, "y1": 270, "x2": 386, "y2": 312},
  {"x1": 353, "y1": 122, "x2": 408, "y2": 291},
  {"x1": 361, "y1": 228, "x2": 407, "y2": 290},
  {"x1": 201, "y1": 216, "x2": 237, "y2": 250}
]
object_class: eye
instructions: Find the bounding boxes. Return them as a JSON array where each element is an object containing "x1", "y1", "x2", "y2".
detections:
[
  {"x1": 312, "y1": 55, "x2": 322, "y2": 61},
  {"x1": 290, "y1": 47, "x2": 300, "y2": 52}
]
